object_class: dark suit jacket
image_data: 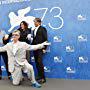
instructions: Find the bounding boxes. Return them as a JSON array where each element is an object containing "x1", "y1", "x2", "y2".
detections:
[{"x1": 32, "y1": 26, "x2": 48, "y2": 50}]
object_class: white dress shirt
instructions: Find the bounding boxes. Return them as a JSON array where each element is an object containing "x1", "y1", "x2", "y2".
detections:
[
  {"x1": 12, "y1": 41, "x2": 19, "y2": 55},
  {"x1": 34, "y1": 25, "x2": 40, "y2": 37}
]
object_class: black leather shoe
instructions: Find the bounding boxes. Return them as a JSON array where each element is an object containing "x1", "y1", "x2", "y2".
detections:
[{"x1": 38, "y1": 79, "x2": 46, "y2": 84}]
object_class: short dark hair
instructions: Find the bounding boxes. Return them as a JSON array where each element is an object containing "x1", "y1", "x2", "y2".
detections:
[{"x1": 34, "y1": 18, "x2": 41, "y2": 23}]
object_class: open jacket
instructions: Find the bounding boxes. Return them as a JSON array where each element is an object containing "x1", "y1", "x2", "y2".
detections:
[{"x1": 0, "y1": 41, "x2": 44, "y2": 73}]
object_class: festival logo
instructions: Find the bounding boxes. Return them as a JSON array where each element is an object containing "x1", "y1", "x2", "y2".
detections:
[{"x1": 8, "y1": 7, "x2": 35, "y2": 32}]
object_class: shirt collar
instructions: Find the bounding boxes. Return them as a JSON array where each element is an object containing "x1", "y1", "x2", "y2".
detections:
[
  {"x1": 12, "y1": 41, "x2": 20, "y2": 45},
  {"x1": 35, "y1": 25, "x2": 40, "y2": 29}
]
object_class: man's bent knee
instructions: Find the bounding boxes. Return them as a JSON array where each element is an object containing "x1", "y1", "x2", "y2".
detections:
[{"x1": 12, "y1": 80, "x2": 20, "y2": 86}]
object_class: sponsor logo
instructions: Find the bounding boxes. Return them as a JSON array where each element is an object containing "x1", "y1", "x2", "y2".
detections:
[
  {"x1": 44, "y1": 66, "x2": 50, "y2": 72},
  {"x1": 79, "y1": 56, "x2": 88, "y2": 63},
  {"x1": 77, "y1": 14, "x2": 86, "y2": 21},
  {"x1": 53, "y1": 36, "x2": 62, "y2": 42},
  {"x1": 54, "y1": 56, "x2": 62, "y2": 63},
  {"x1": 66, "y1": 46, "x2": 75, "y2": 52},
  {"x1": 78, "y1": 34, "x2": 87, "y2": 42},
  {"x1": 66, "y1": 67, "x2": 76, "y2": 73}
]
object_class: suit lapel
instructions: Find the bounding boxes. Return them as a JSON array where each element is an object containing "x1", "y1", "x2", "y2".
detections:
[
  {"x1": 36, "y1": 26, "x2": 41, "y2": 36},
  {"x1": 8, "y1": 43, "x2": 14, "y2": 55},
  {"x1": 34, "y1": 26, "x2": 41, "y2": 38}
]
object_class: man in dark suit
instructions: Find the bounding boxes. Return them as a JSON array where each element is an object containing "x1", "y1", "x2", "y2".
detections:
[{"x1": 32, "y1": 18, "x2": 48, "y2": 84}]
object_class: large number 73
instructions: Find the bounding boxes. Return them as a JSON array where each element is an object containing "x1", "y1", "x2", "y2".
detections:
[{"x1": 34, "y1": 7, "x2": 64, "y2": 30}]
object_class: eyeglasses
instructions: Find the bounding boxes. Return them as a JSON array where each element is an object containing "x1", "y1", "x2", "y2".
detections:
[
  {"x1": 33, "y1": 20, "x2": 37, "y2": 22},
  {"x1": 12, "y1": 34, "x2": 19, "y2": 36}
]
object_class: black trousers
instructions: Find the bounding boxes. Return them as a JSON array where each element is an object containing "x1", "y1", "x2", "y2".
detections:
[
  {"x1": 0, "y1": 52, "x2": 11, "y2": 77},
  {"x1": 33, "y1": 50, "x2": 45, "y2": 80}
]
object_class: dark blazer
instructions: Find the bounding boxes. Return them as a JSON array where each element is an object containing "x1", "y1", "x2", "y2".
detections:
[
  {"x1": 18, "y1": 28, "x2": 31, "y2": 44},
  {"x1": 32, "y1": 26, "x2": 48, "y2": 50}
]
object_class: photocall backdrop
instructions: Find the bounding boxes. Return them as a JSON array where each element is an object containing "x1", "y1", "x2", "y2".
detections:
[{"x1": 0, "y1": 0, "x2": 90, "y2": 79}]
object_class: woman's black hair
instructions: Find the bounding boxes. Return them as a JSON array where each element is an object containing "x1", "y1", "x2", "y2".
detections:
[{"x1": 20, "y1": 21, "x2": 28, "y2": 29}]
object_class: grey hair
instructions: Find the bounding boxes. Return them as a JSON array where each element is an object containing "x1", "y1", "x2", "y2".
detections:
[{"x1": 12, "y1": 30, "x2": 20, "y2": 35}]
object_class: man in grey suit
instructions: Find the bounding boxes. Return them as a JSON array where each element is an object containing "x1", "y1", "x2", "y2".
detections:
[{"x1": 0, "y1": 30, "x2": 50, "y2": 88}]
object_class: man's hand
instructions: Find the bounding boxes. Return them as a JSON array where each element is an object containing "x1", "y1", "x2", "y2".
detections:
[
  {"x1": 27, "y1": 34, "x2": 31, "y2": 40},
  {"x1": 43, "y1": 49, "x2": 46, "y2": 53},
  {"x1": 38, "y1": 41, "x2": 51, "y2": 50},
  {"x1": 42, "y1": 41, "x2": 51, "y2": 46},
  {"x1": 3, "y1": 34, "x2": 9, "y2": 40}
]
